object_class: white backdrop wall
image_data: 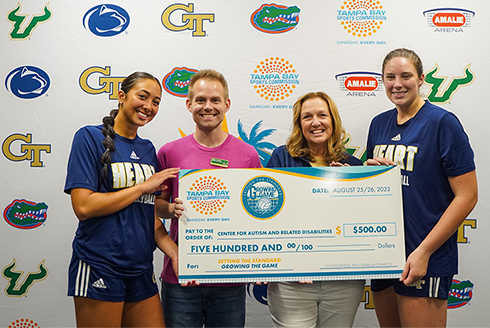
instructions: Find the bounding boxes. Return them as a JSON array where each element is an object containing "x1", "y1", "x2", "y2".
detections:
[{"x1": 1, "y1": 1, "x2": 489, "y2": 327}]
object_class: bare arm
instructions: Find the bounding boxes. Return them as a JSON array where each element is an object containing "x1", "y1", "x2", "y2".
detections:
[
  {"x1": 71, "y1": 168, "x2": 179, "y2": 221},
  {"x1": 156, "y1": 191, "x2": 184, "y2": 219},
  {"x1": 400, "y1": 170, "x2": 478, "y2": 285},
  {"x1": 154, "y1": 215, "x2": 179, "y2": 277}
]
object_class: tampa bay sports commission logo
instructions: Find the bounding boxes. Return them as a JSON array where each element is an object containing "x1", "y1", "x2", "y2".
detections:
[
  {"x1": 250, "y1": 57, "x2": 299, "y2": 102},
  {"x1": 4, "y1": 199, "x2": 47, "y2": 229},
  {"x1": 163, "y1": 67, "x2": 198, "y2": 97},
  {"x1": 250, "y1": 4, "x2": 300, "y2": 34},
  {"x1": 186, "y1": 176, "x2": 230, "y2": 215},
  {"x1": 337, "y1": 0, "x2": 386, "y2": 37},
  {"x1": 241, "y1": 176, "x2": 284, "y2": 220},
  {"x1": 8, "y1": 318, "x2": 41, "y2": 328}
]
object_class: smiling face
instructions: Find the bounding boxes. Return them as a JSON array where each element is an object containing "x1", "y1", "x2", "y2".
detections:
[
  {"x1": 117, "y1": 78, "x2": 161, "y2": 133},
  {"x1": 186, "y1": 78, "x2": 230, "y2": 134},
  {"x1": 382, "y1": 57, "x2": 424, "y2": 111},
  {"x1": 300, "y1": 97, "x2": 333, "y2": 155}
]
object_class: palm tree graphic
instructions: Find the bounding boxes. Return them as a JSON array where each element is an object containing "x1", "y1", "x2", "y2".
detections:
[{"x1": 237, "y1": 119, "x2": 277, "y2": 167}]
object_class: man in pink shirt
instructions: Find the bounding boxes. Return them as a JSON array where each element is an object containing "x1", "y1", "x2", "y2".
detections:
[{"x1": 156, "y1": 69, "x2": 261, "y2": 327}]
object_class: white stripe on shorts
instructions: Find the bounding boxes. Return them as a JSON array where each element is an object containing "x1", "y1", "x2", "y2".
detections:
[
  {"x1": 429, "y1": 277, "x2": 441, "y2": 298},
  {"x1": 75, "y1": 260, "x2": 91, "y2": 297}
]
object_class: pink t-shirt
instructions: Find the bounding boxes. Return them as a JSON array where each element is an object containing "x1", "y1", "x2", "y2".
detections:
[{"x1": 157, "y1": 134, "x2": 262, "y2": 284}]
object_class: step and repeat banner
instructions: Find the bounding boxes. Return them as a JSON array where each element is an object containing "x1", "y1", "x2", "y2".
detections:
[{"x1": 1, "y1": 1, "x2": 488, "y2": 327}]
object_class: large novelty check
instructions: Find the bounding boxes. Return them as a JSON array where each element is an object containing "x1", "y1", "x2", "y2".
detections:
[{"x1": 178, "y1": 166, "x2": 405, "y2": 284}]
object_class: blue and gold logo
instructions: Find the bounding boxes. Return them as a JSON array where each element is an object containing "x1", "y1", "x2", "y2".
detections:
[
  {"x1": 241, "y1": 176, "x2": 284, "y2": 220},
  {"x1": 162, "y1": 3, "x2": 214, "y2": 37},
  {"x1": 2, "y1": 133, "x2": 51, "y2": 167},
  {"x1": 79, "y1": 66, "x2": 125, "y2": 100}
]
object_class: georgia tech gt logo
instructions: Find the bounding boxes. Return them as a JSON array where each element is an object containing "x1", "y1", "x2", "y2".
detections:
[
  {"x1": 7, "y1": 2, "x2": 53, "y2": 40},
  {"x1": 80, "y1": 66, "x2": 125, "y2": 100},
  {"x1": 162, "y1": 3, "x2": 215, "y2": 37},
  {"x1": 2, "y1": 259, "x2": 48, "y2": 297},
  {"x1": 2, "y1": 134, "x2": 51, "y2": 167}
]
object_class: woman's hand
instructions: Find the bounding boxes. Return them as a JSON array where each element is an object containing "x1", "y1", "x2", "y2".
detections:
[
  {"x1": 169, "y1": 198, "x2": 184, "y2": 218},
  {"x1": 141, "y1": 168, "x2": 180, "y2": 194},
  {"x1": 365, "y1": 157, "x2": 396, "y2": 166},
  {"x1": 329, "y1": 162, "x2": 349, "y2": 167},
  {"x1": 399, "y1": 247, "x2": 430, "y2": 286}
]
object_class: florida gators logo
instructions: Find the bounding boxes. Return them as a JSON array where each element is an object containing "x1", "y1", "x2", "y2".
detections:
[
  {"x1": 163, "y1": 67, "x2": 198, "y2": 97},
  {"x1": 7, "y1": 2, "x2": 52, "y2": 40},
  {"x1": 5, "y1": 66, "x2": 50, "y2": 99},
  {"x1": 4, "y1": 199, "x2": 48, "y2": 229},
  {"x1": 424, "y1": 64, "x2": 474, "y2": 104},
  {"x1": 83, "y1": 4, "x2": 130, "y2": 37},
  {"x1": 448, "y1": 279, "x2": 473, "y2": 309},
  {"x1": 2, "y1": 259, "x2": 48, "y2": 297},
  {"x1": 251, "y1": 4, "x2": 300, "y2": 34}
]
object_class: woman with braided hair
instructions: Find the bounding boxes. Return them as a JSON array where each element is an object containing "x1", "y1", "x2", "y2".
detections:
[{"x1": 64, "y1": 72, "x2": 179, "y2": 327}]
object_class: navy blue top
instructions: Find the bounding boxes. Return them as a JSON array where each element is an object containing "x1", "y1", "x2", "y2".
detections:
[
  {"x1": 64, "y1": 125, "x2": 158, "y2": 278},
  {"x1": 267, "y1": 145, "x2": 362, "y2": 168},
  {"x1": 367, "y1": 101, "x2": 475, "y2": 276}
]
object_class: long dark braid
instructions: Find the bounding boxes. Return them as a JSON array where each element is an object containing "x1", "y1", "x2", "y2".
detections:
[{"x1": 99, "y1": 71, "x2": 162, "y2": 181}]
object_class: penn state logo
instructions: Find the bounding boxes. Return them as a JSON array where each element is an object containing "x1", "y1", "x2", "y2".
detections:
[
  {"x1": 5, "y1": 66, "x2": 50, "y2": 99},
  {"x1": 241, "y1": 176, "x2": 284, "y2": 220},
  {"x1": 82, "y1": 4, "x2": 130, "y2": 37},
  {"x1": 247, "y1": 283, "x2": 268, "y2": 305}
]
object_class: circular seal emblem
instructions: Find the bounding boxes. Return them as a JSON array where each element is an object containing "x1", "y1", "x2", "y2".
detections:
[{"x1": 241, "y1": 176, "x2": 284, "y2": 220}]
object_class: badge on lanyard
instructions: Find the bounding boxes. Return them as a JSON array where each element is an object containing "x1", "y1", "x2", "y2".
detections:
[{"x1": 210, "y1": 157, "x2": 229, "y2": 168}]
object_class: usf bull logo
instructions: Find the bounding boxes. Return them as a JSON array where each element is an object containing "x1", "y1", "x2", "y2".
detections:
[
  {"x1": 2, "y1": 259, "x2": 48, "y2": 297},
  {"x1": 424, "y1": 64, "x2": 474, "y2": 104},
  {"x1": 7, "y1": 3, "x2": 53, "y2": 40}
]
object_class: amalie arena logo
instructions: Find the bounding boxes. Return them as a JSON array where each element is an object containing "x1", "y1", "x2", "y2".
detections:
[
  {"x1": 337, "y1": 0, "x2": 387, "y2": 38},
  {"x1": 423, "y1": 8, "x2": 475, "y2": 33},
  {"x1": 250, "y1": 57, "x2": 299, "y2": 102},
  {"x1": 163, "y1": 67, "x2": 198, "y2": 97},
  {"x1": 250, "y1": 4, "x2": 300, "y2": 34},
  {"x1": 335, "y1": 71, "x2": 383, "y2": 97}
]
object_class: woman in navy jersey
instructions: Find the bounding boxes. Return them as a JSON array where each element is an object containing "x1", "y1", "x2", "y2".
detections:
[
  {"x1": 64, "y1": 72, "x2": 179, "y2": 327},
  {"x1": 366, "y1": 48, "x2": 478, "y2": 327},
  {"x1": 266, "y1": 92, "x2": 364, "y2": 328}
]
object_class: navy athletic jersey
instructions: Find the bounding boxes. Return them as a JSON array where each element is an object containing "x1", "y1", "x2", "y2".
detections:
[
  {"x1": 366, "y1": 101, "x2": 475, "y2": 276},
  {"x1": 64, "y1": 125, "x2": 158, "y2": 278}
]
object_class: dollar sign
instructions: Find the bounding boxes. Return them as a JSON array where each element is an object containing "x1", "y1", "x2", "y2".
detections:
[{"x1": 336, "y1": 226, "x2": 341, "y2": 235}]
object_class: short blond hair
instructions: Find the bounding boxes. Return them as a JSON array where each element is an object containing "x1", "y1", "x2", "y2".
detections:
[{"x1": 188, "y1": 69, "x2": 229, "y2": 100}]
